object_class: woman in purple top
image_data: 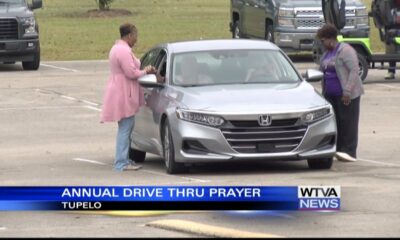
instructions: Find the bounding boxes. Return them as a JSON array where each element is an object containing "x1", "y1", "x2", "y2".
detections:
[{"x1": 317, "y1": 24, "x2": 365, "y2": 162}]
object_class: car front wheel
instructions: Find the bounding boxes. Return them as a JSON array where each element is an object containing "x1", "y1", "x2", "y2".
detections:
[
  {"x1": 232, "y1": 21, "x2": 241, "y2": 39},
  {"x1": 265, "y1": 24, "x2": 274, "y2": 42},
  {"x1": 162, "y1": 120, "x2": 186, "y2": 174},
  {"x1": 22, "y1": 50, "x2": 40, "y2": 71},
  {"x1": 357, "y1": 53, "x2": 368, "y2": 82},
  {"x1": 307, "y1": 158, "x2": 333, "y2": 170}
]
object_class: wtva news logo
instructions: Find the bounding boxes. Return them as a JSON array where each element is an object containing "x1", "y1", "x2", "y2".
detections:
[{"x1": 298, "y1": 186, "x2": 341, "y2": 211}]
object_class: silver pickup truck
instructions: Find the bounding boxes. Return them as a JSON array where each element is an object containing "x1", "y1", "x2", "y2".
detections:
[{"x1": 230, "y1": 0, "x2": 370, "y2": 52}]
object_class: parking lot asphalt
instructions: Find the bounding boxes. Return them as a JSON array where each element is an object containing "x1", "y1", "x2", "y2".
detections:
[{"x1": 0, "y1": 60, "x2": 399, "y2": 237}]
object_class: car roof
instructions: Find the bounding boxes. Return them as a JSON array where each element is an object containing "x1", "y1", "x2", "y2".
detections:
[{"x1": 155, "y1": 39, "x2": 281, "y2": 53}]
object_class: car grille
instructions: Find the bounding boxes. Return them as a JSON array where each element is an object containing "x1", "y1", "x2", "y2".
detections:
[
  {"x1": 296, "y1": 18, "x2": 355, "y2": 29},
  {"x1": 221, "y1": 118, "x2": 307, "y2": 154},
  {"x1": 295, "y1": 9, "x2": 356, "y2": 29},
  {"x1": 295, "y1": 9, "x2": 354, "y2": 17},
  {"x1": 0, "y1": 18, "x2": 18, "y2": 40}
]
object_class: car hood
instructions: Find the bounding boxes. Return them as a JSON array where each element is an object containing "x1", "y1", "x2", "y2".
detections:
[
  {"x1": 172, "y1": 82, "x2": 329, "y2": 114},
  {"x1": 0, "y1": 6, "x2": 32, "y2": 17}
]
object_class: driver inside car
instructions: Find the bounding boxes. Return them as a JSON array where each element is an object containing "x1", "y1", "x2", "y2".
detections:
[
  {"x1": 245, "y1": 54, "x2": 279, "y2": 83},
  {"x1": 174, "y1": 55, "x2": 213, "y2": 85}
]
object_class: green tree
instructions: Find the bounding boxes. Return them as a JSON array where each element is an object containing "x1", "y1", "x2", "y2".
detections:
[{"x1": 95, "y1": 0, "x2": 114, "y2": 11}]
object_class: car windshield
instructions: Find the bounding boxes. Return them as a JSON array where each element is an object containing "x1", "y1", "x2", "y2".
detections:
[
  {"x1": 0, "y1": 0, "x2": 25, "y2": 6},
  {"x1": 172, "y1": 50, "x2": 300, "y2": 87}
]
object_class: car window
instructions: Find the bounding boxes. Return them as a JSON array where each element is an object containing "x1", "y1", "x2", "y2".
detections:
[
  {"x1": 154, "y1": 49, "x2": 167, "y2": 69},
  {"x1": 172, "y1": 50, "x2": 300, "y2": 86},
  {"x1": 0, "y1": 0, "x2": 25, "y2": 6},
  {"x1": 140, "y1": 48, "x2": 160, "y2": 70}
]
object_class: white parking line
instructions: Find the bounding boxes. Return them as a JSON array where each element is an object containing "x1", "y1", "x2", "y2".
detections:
[
  {"x1": 36, "y1": 88, "x2": 102, "y2": 111},
  {"x1": 377, "y1": 84, "x2": 400, "y2": 90},
  {"x1": 84, "y1": 106, "x2": 102, "y2": 112},
  {"x1": 81, "y1": 100, "x2": 100, "y2": 106},
  {"x1": 41, "y1": 64, "x2": 79, "y2": 73},
  {"x1": 61, "y1": 95, "x2": 78, "y2": 101},
  {"x1": 72, "y1": 158, "x2": 107, "y2": 166},
  {"x1": 0, "y1": 226, "x2": 6, "y2": 231},
  {"x1": 358, "y1": 158, "x2": 400, "y2": 167},
  {"x1": 141, "y1": 169, "x2": 210, "y2": 183}
]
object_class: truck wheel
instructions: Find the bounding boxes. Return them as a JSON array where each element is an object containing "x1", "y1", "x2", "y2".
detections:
[
  {"x1": 357, "y1": 53, "x2": 368, "y2": 82},
  {"x1": 22, "y1": 50, "x2": 40, "y2": 71},
  {"x1": 265, "y1": 24, "x2": 274, "y2": 43},
  {"x1": 129, "y1": 148, "x2": 146, "y2": 163},
  {"x1": 312, "y1": 39, "x2": 324, "y2": 64},
  {"x1": 232, "y1": 21, "x2": 241, "y2": 39},
  {"x1": 162, "y1": 120, "x2": 186, "y2": 174},
  {"x1": 307, "y1": 158, "x2": 333, "y2": 170}
]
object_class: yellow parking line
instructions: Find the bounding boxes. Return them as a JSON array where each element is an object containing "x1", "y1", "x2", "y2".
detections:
[
  {"x1": 146, "y1": 219, "x2": 283, "y2": 238},
  {"x1": 73, "y1": 211, "x2": 178, "y2": 217}
]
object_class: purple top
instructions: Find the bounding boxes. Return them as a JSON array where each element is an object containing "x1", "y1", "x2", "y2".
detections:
[{"x1": 321, "y1": 44, "x2": 342, "y2": 97}]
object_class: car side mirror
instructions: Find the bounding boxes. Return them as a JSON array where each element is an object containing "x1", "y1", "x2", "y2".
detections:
[
  {"x1": 31, "y1": 0, "x2": 42, "y2": 10},
  {"x1": 303, "y1": 69, "x2": 323, "y2": 82},
  {"x1": 138, "y1": 74, "x2": 163, "y2": 88}
]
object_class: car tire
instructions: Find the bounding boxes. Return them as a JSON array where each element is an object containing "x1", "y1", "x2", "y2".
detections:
[
  {"x1": 307, "y1": 158, "x2": 333, "y2": 170},
  {"x1": 265, "y1": 23, "x2": 274, "y2": 43},
  {"x1": 232, "y1": 21, "x2": 242, "y2": 39},
  {"x1": 162, "y1": 120, "x2": 186, "y2": 174},
  {"x1": 129, "y1": 148, "x2": 146, "y2": 163},
  {"x1": 357, "y1": 53, "x2": 368, "y2": 82},
  {"x1": 312, "y1": 39, "x2": 324, "y2": 64},
  {"x1": 22, "y1": 50, "x2": 40, "y2": 71}
]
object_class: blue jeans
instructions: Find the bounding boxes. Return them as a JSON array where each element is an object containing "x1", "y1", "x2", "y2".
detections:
[{"x1": 114, "y1": 116, "x2": 135, "y2": 171}]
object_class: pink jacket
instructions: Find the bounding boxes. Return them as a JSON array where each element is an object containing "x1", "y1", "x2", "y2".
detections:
[{"x1": 101, "y1": 40, "x2": 146, "y2": 123}]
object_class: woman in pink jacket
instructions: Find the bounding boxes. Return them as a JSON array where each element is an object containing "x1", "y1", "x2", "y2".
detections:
[{"x1": 101, "y1": 23, "x2": 155, "y2": 171}]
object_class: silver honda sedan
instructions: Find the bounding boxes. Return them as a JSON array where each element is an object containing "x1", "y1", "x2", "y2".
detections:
[{"x1": 130, "y1": 39, "x2": 336, "y2": 174}]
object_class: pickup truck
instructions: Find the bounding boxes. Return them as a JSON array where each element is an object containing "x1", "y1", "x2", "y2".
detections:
[
  {"x1": 0, "y1": 0, "x2": 42, "y2": 70},
  {"x1": 229, "y1": 0, "x2": 370, "y2": 52}
]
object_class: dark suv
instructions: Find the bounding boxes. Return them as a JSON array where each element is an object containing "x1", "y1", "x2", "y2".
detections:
[
  {"x1": 230, "y1": 0, "x2": 369, "y2": 52},
  {"x1": 0, "y1": 0, "x2": 42, "y2": 70}
]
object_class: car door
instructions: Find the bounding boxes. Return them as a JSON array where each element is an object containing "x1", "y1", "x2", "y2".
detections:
[
  {"x1": 133, "y1": 48, "x2": 162, "y2": 154},
  {"x1": 252, "y1": 0, "x2": 268, "y2": 38},
  {"x1": 242, "y1": 0, "x2": 255, "y2": 36},
  {"x1": 143, "y1": 49, "x2": 168, "y2": 142}
]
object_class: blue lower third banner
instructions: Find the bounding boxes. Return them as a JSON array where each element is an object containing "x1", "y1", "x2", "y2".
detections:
[{"x1": 0, "y1": 186, "x2": 340, "y2": 211}]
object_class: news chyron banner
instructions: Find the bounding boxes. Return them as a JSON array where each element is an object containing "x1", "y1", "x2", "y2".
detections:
[{"x1": 0, "y1": 186, "x2": 340, "y2": 211}]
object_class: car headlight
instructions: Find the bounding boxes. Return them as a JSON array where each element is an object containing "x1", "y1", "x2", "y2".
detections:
[
  {"x1": 20, "y1": 17, "x2": 36, "y2": 34},
  {"x1": 301, "y1": 107, "x2": 332, "y2": 124},
  {"x1": 278, "y1": 8, "x2": 294, "y2": 18},
  {"x1": 176, "y1": 108, "x2": 225, "y2": 127},
  {"x1": 278, "y1": 19, "x2": 295, "y2": 27}
]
